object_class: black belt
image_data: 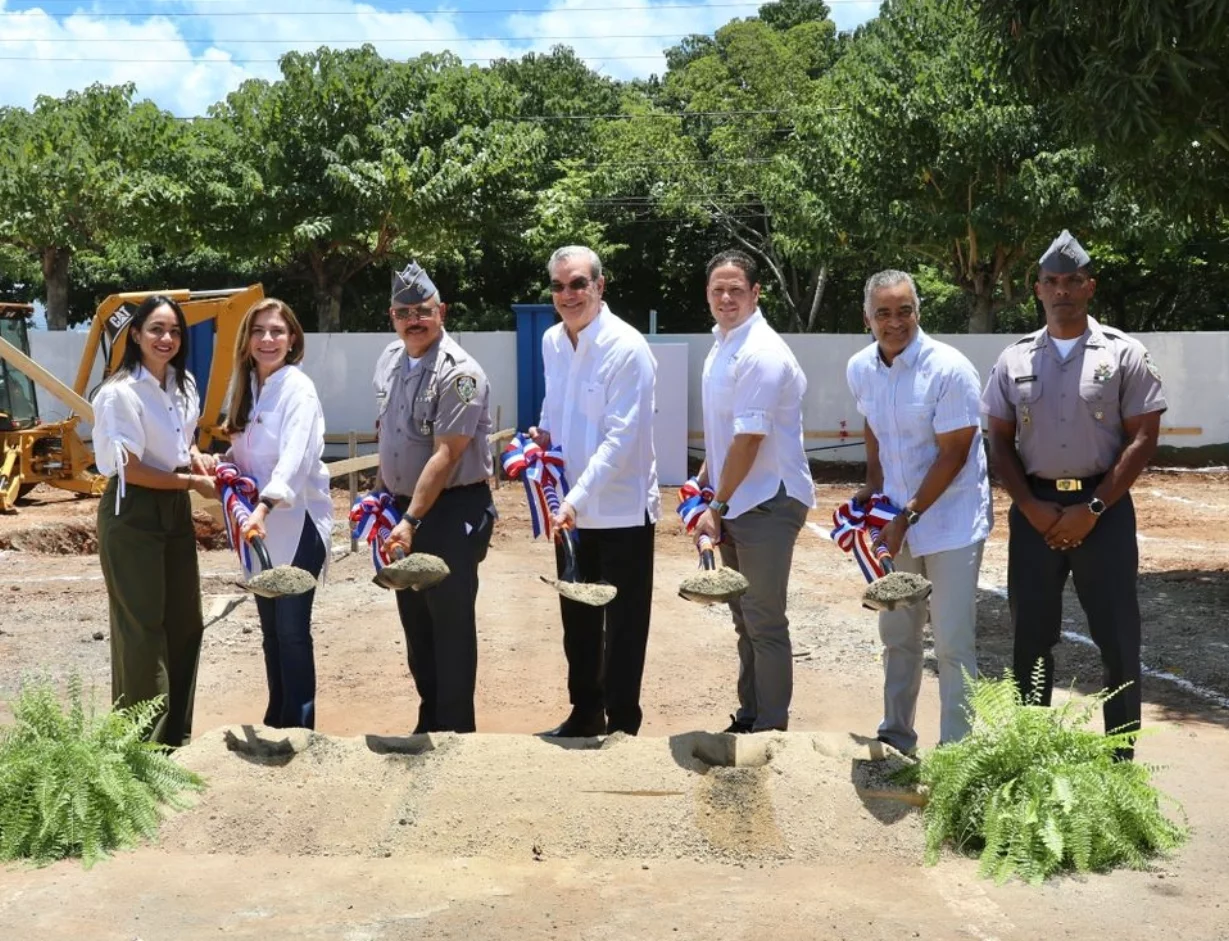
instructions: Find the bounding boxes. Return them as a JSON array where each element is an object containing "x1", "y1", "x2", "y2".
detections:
[
  {"x1": 393, "y1": 481, "x2": 488, "y2": 510},
  {"x1": 1027, "y1": 473, "x2": 1105, "y2": 493}
]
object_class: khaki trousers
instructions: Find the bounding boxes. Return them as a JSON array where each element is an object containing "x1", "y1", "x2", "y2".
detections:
[
  {"x1": 97, "y1": 478, "x2": 204, "y2": 747},
  {"x1": 877, "y1": 539, "x2": 984, "y2": 752}
]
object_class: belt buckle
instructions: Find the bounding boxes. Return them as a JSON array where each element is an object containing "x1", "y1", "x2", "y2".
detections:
[{"x1": 1055, "y1": 478, "x2": 1082, "y2": 492}]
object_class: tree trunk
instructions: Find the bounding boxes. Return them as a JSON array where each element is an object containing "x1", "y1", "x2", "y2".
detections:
[
  {"x1": 968, "y1": 288, "x2": 996, "y2": 333},
  {"x1": 41, "y1": 246, "x2": 71, "y2": 331},
  {"x1": 805, "y1": 263, "x2": 828, "y2": 332},
  {"x1": 314, "y1": 281, "x2": 343, "y2": 332}
]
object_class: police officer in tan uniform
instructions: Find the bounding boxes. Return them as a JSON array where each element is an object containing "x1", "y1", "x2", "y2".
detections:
[
  {"x1": 982, "y1": 230, "x2": 1167, "y2": 758},
  {"x1": 376, "y1": 262, "x2": 497, "y2": 734}
]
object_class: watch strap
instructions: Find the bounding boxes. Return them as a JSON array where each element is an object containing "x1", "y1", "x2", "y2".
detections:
[{"x1": 403, "y1": 513, "x2": 424, "y2": 531}]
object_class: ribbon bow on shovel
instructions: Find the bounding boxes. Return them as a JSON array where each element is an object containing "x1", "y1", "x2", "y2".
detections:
[
  {"x1": 348, "y1": 491, "x2": 450, "y2": 591},
  {"x1": 215, "y1": 463, "x2": 315, "y2": 599},
  {"x1": 830, "y1": 494, "x2": 932, "y2": 612}
]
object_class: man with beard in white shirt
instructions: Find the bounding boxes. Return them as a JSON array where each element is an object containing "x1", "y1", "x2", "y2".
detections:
[
  {"x1": 693, "y1": 250, "x2": 815, "y2": 733},
  {"x1": 529, "y1": 246, "x2": 660, "y2": 737}
]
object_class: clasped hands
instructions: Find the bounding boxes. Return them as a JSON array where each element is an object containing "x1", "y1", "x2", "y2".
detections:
[{"x1": 1020, "y1": 498, "x2": 1098, "y2": 551}]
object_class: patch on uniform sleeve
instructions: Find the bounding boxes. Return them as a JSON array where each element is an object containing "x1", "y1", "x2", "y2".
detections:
[
  {"x1": 1144, "y1": 352, "x2": 1162, "y2": 381},
  {"x1": 454, "y1": 375, "x2": 478, "y2": 404}
]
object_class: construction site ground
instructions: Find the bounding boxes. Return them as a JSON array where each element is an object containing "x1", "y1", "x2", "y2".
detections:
[{"x1": 1, "y1": 468, "x2": 1228, "y2": 941}]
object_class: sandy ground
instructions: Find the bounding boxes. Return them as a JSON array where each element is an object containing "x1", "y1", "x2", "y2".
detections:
[{"x1": 1, "y1": 470, "x2": 1228, "y2": 940}]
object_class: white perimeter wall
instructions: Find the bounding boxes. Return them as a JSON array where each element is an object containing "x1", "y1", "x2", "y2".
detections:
[{"x1": 27, "y1": 330, "x2": 1229, "y2": 476}]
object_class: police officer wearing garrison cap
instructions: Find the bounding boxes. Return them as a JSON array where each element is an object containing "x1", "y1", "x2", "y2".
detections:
[
  {"x1": 981, "y1": 230, "x2": 1167, "y2": 759},
  {"x1": 375, "y1": 262, "x2": 497, "y2": 734}
]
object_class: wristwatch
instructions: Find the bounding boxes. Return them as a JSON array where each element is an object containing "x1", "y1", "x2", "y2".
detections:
[
  {"x1": 903, "y1": 508, "x2": 922, "y2": 526},
  {"x1": 1087, "y1": 497, "x2": 1107, "y2": 517},
  {"x1": 709, "y1": 499, "x2": 730, "y2": 518},
  {"x1": 402, "y1": 513, "x2": 424, "y2": 531},
  {"x1": 259, "y1": 496, "x2": 277, "y2": 512}
]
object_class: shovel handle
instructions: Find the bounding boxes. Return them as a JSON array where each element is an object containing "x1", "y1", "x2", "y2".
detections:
[
  {"x1": 880, "y1": 555, "x2": 895, "y2": 575},
  {"x1": 246, "y1": 533, "x2": 274, "y2": 572},
  {"x1": 560, "y1": 529, "x2": 580, "y2": 582},
  {"x1": 696, "y1": 533, "x2": 716, "y2": 571}
]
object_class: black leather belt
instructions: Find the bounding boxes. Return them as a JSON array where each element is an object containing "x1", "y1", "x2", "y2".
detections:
[{"x1": 1027, "y1": 474, "x2": 1106, "y2": 493}]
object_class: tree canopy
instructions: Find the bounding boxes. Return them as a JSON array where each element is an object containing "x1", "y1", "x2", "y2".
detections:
[{"x1": 0, "y1": 3, "x2": 1225, "y2": 334}]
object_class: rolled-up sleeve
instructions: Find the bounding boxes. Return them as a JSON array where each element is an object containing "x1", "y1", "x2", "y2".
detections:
[
  {"x1": 980, "y1": 353, "x2": 1016, "y2": 422},
  {"x1": 91, "y1": 384, "x2": 144, "y2": 476},
  {"x1": 260, "y1": 381, "x2": 325, "y2": 505},
  {"x1": 731, "y1": 350, "x2": 785, "y2": 436},
  {"x1": 933, "y1": 359, "x2": 983, "y2": 434}
]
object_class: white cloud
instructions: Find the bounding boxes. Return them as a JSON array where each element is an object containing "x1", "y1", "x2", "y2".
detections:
[{"x1": 0, "y1": 0, "x2": 879, "y2": 115}]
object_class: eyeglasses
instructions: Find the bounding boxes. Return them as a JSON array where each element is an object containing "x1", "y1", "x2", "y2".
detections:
[
  {"x1": 390, "y1": 305, "x2": 440, "y2": 321},
  {"x1": 549, "y1": 277, "x2": 592, "y2": 294}
]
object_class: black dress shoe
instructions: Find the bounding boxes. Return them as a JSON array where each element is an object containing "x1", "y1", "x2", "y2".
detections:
[
  {"x1": 541, "y1": 713, "x2": 606, "y2": 737},
  {"x1": 722, "y1": 714, "x2": 754, "y2": 734}
]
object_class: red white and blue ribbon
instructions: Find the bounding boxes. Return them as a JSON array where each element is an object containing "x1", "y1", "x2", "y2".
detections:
[
  {"x1": 349, "y1": 490, "x2": 401, "y2": 576},
  {"x1": 830, "y1": 494, "x2": 902, "y2": 583},
  {"x1": 676, "y1": 477, "x2": 714, "y2": 533},
  {"x1": 215, "y1": 462, "x2": 259, "y2": 574},
  {"x1": 501, "y1": 433, "x2": 570, "y2": 538}
]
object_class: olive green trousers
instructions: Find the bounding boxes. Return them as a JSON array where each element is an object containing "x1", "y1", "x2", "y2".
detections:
[{"x1": 97, "y1": 478, "x2": 204, "y2": 746}]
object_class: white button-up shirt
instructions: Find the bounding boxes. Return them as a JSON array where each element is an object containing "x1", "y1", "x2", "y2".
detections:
[
  {"x1": 92, "y1": 365, "x2": 198, "y2": 476},
  {"x1": 228, "y1": 364, "x2": 333, "y2": 574},
  {"x1": 539, "y1": 303, "x2": 660, "y2": 529},
  {"x1": 846, "y1": 328, "x2": 991, "y2": 556},
  {"x1": 702, "y1": 310, "x2": 815, "y2": 520}
]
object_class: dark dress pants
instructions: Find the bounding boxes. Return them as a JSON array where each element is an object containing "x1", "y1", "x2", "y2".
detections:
[
  {"x1": 1008, "y1": 484, "x2": 1142, "y2": 754},
  {"x1": 97, "y1": 479, "x2": 204, "y2": 748},
  {"x1": 255, "y1": 512, "x2": 327, "y2": 730},
  {"x1": 555, "y1": 518, "x2": 656, "y2": 735},
  {"x1": 394, "y1": 482, "x2": 496, "y2": 733}
]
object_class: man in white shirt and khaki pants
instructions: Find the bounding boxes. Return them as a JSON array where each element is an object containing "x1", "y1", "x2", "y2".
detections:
[
  {"x1": 845, "y1": 270, "x2": 991, "y2": 754},
  {"x1": 530, "y1": 246, "x2": 660, "y2": 738},
  {"x1": 693, "y1": 251, "x2": 815, "y2": 734}
]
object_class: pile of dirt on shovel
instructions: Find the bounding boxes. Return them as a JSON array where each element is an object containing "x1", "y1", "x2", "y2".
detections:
[{"x1": 165, "y1": 728, "x2": 923, "y2": 863}]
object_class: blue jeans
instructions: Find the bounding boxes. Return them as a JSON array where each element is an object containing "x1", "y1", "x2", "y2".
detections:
[{"x1": 256, "y1": 513, "x2": 327, "y2": 730}]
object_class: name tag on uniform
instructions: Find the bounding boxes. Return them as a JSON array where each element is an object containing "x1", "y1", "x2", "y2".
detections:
[{"x1": 1013, "y1": 375, "x2": 1038, "y2": 384}]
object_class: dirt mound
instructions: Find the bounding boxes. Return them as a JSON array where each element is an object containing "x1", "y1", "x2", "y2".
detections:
[
  {"x1": 165, "y1": 726, "x2": 924, "y2": 864},
  {"x1": 0, "y1": 511, "x2": 225, "y2": 553}
]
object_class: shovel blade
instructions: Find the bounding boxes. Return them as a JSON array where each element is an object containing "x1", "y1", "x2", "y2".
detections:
[{"x1": 860, "y1": 572, "x2": 933, "y2": 612}]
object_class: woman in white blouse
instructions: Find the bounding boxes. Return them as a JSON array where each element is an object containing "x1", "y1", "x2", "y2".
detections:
[
  {"x1": 223, "y1": 298, "x2": 331, "y2": 730},
  {"x1": 92, "y1": 295, "x2": 218, "y2": 747}
]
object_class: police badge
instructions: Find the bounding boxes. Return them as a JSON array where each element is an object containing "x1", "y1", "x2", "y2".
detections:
[
  {"x1": 1144, "y1": 352, "x2": 1162, "y2": 381},
  {"x1": 454, "y1": 375, "x2": 478, "y2": 404},
  {"x1": 1093, "y1": 361, "x2": 1114, "y2": 383}
]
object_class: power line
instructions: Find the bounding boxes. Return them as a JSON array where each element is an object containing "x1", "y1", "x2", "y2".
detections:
[{"x1": 0, "y1": 2, "x2": 768, "y2": 17}]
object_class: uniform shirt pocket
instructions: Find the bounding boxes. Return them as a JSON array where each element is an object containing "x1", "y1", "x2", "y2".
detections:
[
  {"x1": 1011, "y1": 375, "x2": 1042, "y2": 405},
  {"x1": 411, "y1": 391, "x2": 439, "y2": 434}
]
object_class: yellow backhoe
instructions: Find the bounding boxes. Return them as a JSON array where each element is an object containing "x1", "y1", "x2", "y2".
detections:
[{"x1": 0, "y1": 286, "x2": 263, "y2": 512}]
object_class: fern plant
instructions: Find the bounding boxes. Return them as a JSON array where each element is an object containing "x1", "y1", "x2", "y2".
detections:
[
  {"x1": 913, "y1": 666, "x2": 1188, "y2": 884},
  {"x1": 0, "y1": 676, "x2": 206, "y2": 867}
]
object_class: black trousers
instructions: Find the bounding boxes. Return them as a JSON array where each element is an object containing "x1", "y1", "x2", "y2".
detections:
[
  {"x1": 1008, "y1": 481, "x2": 1142, "y2": 747},
  {"x1": 393, "y1": 482, "x2": 496, "y2": 733},
  {"x1": 554, "y1": 518, "x2": 656, "y2": 735}
]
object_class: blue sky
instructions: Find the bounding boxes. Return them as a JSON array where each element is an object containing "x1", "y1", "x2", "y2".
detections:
[{"x1": 0, "y1": 0, "x2": 881, "y2": 115}]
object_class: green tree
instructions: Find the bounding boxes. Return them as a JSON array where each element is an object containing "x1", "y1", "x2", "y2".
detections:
[
  {"x1": 978, "y1": 0, "x2": 1229, "y2": 212},
  {"x1": 209, "y1": 46, "x2": 546, "y2": 331},
  {"x1": 813, "y1": 0, "x2": 1096, "y2": 332},
  {"x1": 0, "y1": 85, "x2": 179, "y2": 329}
]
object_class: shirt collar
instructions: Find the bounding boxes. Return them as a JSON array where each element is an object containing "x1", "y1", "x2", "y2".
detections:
[
  {"x1": 133, "y1": 363, "x2": 176, "y2": 391},
  {"x1": 712, "y1": 308, "x2": 763, "y2": 344},
  {"x1": 876, "y1": 327, "x2": 926, "y2": 369},
  {"x1": 400, "y1": 330, "x2": 448, "y2": 373},
  {"x1": 574, "y1": 303, "x2": 610, "y2": 349},
  {"x1": 1031, "y1": 316, "x2": 1103, "y2": 351},
  {"x1": 250, "y1": 362, "x2": 294, "y2": 399}
]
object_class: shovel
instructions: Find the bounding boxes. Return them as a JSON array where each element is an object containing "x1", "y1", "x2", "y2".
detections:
[
  {"x1": 861, "y1": 555, "x2": 933, "y2": 612},
  {"x1": 540, "y1": 530, "x2": 617, "y2": 607},
  {"x1": 678, "y1": 534, "x2": 749, "y2": 604},
  {"x1": 374, "y1": 544, "x2": 451, "y2": 592},
  {"x1": 241, "y1": 534, "x2": 317, "y2": 599}
]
